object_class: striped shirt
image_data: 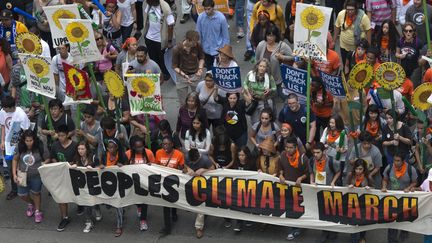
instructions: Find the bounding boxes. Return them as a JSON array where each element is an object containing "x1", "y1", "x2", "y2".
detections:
[{"x1": 366, "y1": 0, "x2": 395, "y2": 27}]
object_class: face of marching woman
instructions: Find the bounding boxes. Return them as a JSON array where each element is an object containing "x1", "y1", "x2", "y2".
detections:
[
  {"x1": 329, "y1": 119, "x2": 336, "y2": 131},
  {"x1": 78, "y1": 144, "x2": 87, "y2": 157},
  {"x1": 227, "y1": 93, "x2": 238, "y2": 106},
  {"x1": 238, "y1": 150, "x2": 247, "y2": 164},
  {"x1": 25, "y1": 136, "x2": 34, "y2": 150},
  {"x1": 368, "y1": 111, "x2": 378, "y2": 121},
  {"x1": 192, "y1": 118, "x2": 202, "y2": 131},
  {"x1": 382, "y1": 23, "x2": 389, "y2": 35},
  {"x1": 107, "y1": 142, "x2": 118, "y2": 155},
  {"x1": 385, "y1": 114, "x2": 394, "y2": 126},
  {"x1": 260, "y1": 112, "x2": 271, "y2": 126},
  {"x1": 257, "y1": 61, "x2": 267, "y2": 75},
  {"x1": 162, "y1": 139, "x2": 173, "y2": 153},
  {"x1": 355, "y1": 165, "x2": 365, "y2": 176}
]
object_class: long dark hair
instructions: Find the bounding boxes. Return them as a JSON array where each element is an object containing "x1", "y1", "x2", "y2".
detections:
[
  {"x1": 328, "y1": 114, "x2": 345, "y2": 132},
  {"x1": 350, "y1": 158, "x2": 370, "y2": 179},
  {"x1": 0, "y1": 38, "x2": 11, "y2": 56},
  {"x1": 363, "y1": 104, "x2": 382, "y2": 132},
  {"x1": 311, "y1": 78, "x2": 328, "y2": 103},
  {"x1": 234, "y1": 146, "x2": 255, "y2": 170},
  {"x1": 212, "y1": 127, "x2": 232, "y2": 153},
  {"x1": 189, "y1": 113, "x2": 207, "y2": 142},
  {"x1": 18, "y1": 130, "x2": 44, "y2": 157},
  {"x1": 377, "y1": 19, "x2": 399, "y2": 52},
  {"x1": 73, "y1": 141, "x2": 94, "y2": 166},
  {"x1": 129, "y1": 135, "x2": 149, "y2": 164}
]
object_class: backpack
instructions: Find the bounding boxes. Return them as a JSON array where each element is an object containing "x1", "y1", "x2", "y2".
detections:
[
  {"x1": 309, "y1": 156, "x2": 343, "y2": 186},
  {"x1": 386, "y1": 163, "x2": 413, "y2": 182}
]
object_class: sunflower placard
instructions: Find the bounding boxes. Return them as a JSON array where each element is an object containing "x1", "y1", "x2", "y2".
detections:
[
  {"x1": 348, "y1": 62, "x2": 374, "y2": 89},
  {"x1": 60, "y1": 19, "x2": 102, "y2": 64},
  {"x1": 62, "y1": 62, "x2": 92, "y2": 101},
  {"x1": 15, "y1": 32, "x2": 42, "y2": 55},
  {"x1": 42, "y1": 4, "x2": 80, "y2": 47},
  {"x1": 375, "y1": 62, "x2": 406, "y2": 90},
  {"x1": 18, "y1": 53, "x2": 56, "y2": 99},
  {"x1": 104, "y1": 70, "x2": 125, "y2": 98},
  {"x1": 126, "y1": 74, "x2": 165, "y2": 116},
  {"x1": 412, "y1": 83, "x2": 432, "y2": 111},
  {"x1": 293, "y1": 3, "x2": 332, "y2": 61}
]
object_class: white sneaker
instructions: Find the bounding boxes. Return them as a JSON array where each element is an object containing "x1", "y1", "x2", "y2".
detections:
[
  {"x1": 95, "y1": 208, "x2": 102, "y2": 222},
  {"x1": 83, "y1": 222, "x2": 93, "y2": 233}
]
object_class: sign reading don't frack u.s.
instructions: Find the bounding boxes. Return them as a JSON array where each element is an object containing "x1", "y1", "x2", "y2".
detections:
[
  {"x1": 212, "y1": 67, "x2": 242, "y2": 92},
  {"x1": 39, "y1": 163, "x2": 432, "y2": 235}
]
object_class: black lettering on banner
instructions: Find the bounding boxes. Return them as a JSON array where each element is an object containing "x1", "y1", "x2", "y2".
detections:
[
  {"x1": 162, "y1": 175, "x2": 180, "y2": 203},
  {"x1": 149, "y1": 174, "x2": 162, "y2": 198},
  {"x1": 86, "y1": 171, "x2": 101, "y2": 195},
  {"x1": 69, "y1": 169, "x2": 86, "y2": 196},
  {"x1": 117, "y1": 172, "x2": 133, "y2": 198},
  {"x1": 132, "y1": 173, "x2": 148, "y2": 196},
  {"x1": 101, "y1": 171, "x2": 117, "y2": 197}
]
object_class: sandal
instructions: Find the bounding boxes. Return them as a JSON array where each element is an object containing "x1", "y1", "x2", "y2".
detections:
[{"x1": 114, "y1": 228, "x2": 122, "y2": 237}]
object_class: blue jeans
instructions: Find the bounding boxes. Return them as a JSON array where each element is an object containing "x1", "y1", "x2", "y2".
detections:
[
  {"x1": 5, "y1": 159, "x2": 17, "y2": 193},
  {"x1": 425, "y1": 235, "x2": 432, "y2": 243},
  {"x1": 235, "y1": 0, "x2": 245, "y2": 28},
  {"x1": 17, "y1": 176, "x2": 42, "y2": 196}
]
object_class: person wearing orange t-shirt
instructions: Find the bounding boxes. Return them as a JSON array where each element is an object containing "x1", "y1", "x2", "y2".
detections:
[
  {"x1": 155, "y1": 136, "x2": 185, "y2": 236},
  {"x1": 311, "y1": 48, "x2": 341, "y2": 77},
  {"x1": 423, "y1": 67, "x2": 432, "y2": 83},
  {"x1": 382, "y1": 152, "x2": 417, "y2": 243},
  {"x1": 310, "y1": 78, "x2": 334, "y2": 142},
  {"x1": 278, "y1": 136, "x2": 308, "y2": 240},
  {"x1": 126, "y1": 135, "x2": 155, "y2": 232},
  {"x1": 398, "y1": 77, "x2": 414, "y2": 102}
]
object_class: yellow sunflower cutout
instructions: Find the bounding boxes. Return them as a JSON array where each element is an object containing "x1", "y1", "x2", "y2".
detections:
[
  {"x1": 131, "y1": 76, "x2": 156, "y2": 97},
  {"x1": 27, "y1": 58, "x2": 49, "y2": 78},
  {"x1": 52, "y1": 9, "x2": 77, "y2": 30},
  {"x1": 300, "y1": 6, "x2": 325, "y2": 30},
  {"x1": 104, "y1": 70, "x2": 125, "y2": 98},
  {"x1": 67, "y1": 68, "x2": 86, "y2": 90},
  {"x1": 348, "y1": 62, "x2": 374, "y2": 89},
  {"x1": 65, "y1": 22, "x2": 89, "y2": 43},
  {"x1": 375, "y1": 62, "x2": 406, "y2": 90},
  {"x1": 15, "y1": 32, "x2": 42, "y2": 55},
  {"x1": 412, "y1": 83, "x2": 432, "y2": 111}
]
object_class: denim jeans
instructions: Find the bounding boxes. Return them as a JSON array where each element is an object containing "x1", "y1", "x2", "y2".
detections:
[
  {"x1": 235, "y1": 0, "x2": 245, "y2": 28},
  {"x1": 425, "y1": 234, "x2": 432, "y2": 243},
  {"x1": 6, "y1": 159, "x2": 17, "y2": 193}
]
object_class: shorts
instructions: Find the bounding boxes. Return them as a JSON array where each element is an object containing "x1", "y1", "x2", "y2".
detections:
[{"x1": 17, "y1": 176, "x2": 42, "y2": 196}]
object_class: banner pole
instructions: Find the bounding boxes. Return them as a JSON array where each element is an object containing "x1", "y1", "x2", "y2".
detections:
[
  {"x1": 389, "y1": 91, "x2": 399, "y2": 153},
  {"x1": 75, "y1": 103, "x2": 81, "y2": 130},
  {"x1": 423, "y1": 0, "x2": 431, "y2": 51},
  {"x1": 358, "y1": 90, "x2": 364, "y2": 132},
  {"x1": 306, "y1": 59, "x2": 311, "y2": 144},
  {"x1": 87, "y1": 63, "x2": 107, "y2": 112},
  {"x1": 41, "y1": 96, "x2": 54, "y2": 131},
  {"x1": 114, "y1": 98, "x2": 121, "y2": 132},
  {"x1": 145, "y1": 115, "x2": 151, "y2": 151}
]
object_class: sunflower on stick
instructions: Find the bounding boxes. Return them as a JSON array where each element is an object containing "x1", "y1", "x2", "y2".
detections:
[{"x1": 64, "y1": 21, "x2": 90, "y2": 56}]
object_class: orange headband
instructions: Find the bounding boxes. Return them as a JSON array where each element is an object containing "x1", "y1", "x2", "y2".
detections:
[{"x1": 122, "y1": 37, "x2": 137, "y2": 50}]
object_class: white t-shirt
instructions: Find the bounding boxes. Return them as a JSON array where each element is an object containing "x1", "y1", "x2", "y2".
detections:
[
  {"x1": 41, "y1": 39, "x2": 51, "y2": 58},
  {"x1": 117, "y1": 0, "x2": 137, "y2": 27},
  {"x1": 145, "y1": 5, "x2": 175, "y2": 42},
  {"x1": 420, "y1": 179, "x2": 431, "y2": 192},
  {"x1": 0, "y1": 107, "x2": 31, "y2": 156}
]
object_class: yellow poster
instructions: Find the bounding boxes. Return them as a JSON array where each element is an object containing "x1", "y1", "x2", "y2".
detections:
[{"x1": 195, "y1": 0, "x2": 229, "y2": 14}]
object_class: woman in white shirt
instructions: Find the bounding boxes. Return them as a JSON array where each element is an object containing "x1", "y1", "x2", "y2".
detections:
[
  {"x1": 117, "y1": 0, "x2": 137, "y2": 43},
  {"x1": 184, "y1": 113, "x2": 211, "y2": 155}
]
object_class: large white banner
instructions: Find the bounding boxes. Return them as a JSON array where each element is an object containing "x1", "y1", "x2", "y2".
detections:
[
  {"x1": 19, "y1": 54, "x2": 56, "y2": 99},
  {"x1": 43, "y1": 4, "x2": 80, "y2": 47},
  {"x1": 60, "y1": 19, "x2": 102, "y2": 64},
  {"x1": 39, "y1": 163, "x2": 432, "y2": 234},
  {"x1": 293, "y1": 3, "x2": 332, "y2": 61}
]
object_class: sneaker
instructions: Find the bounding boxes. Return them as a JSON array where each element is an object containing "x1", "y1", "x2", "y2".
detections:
[
  {"x1": 139, "y1": 220, "x2": 148, "y2": 231},
  {"x1": 76, "y1": 206, "x2": 84, "y2": 216},
  {"x1": 286, "y1": 229, "x2": 301, "y2": 240},
  {"x1": 57, "y1": 217, "x2": 70, "y2": 232},
  {"x1": 233, "y1": 222, "x2": 242, "y2": 232},
  {"x1": 114, "y1": 227, "x2": 122, "y2": 237},
  {"x1": 137, "y1": 207, "x2": 142, "y2": 218},
  {"x1": 26, "y1": 204, "x2": 35, "y2": 217},
  {"x1": 179, "y1": 14, "x2": 190, "y2": 24},
  {"x1": 245, "y1": 221, "x2": 253, "y2": 227},
  {"x1": 83, "y1": 221, "x2": 93, "y2": 233},
  {"x1": 244, "y1": 50, "x2": 254, "y2": 61},
  {"x1": 34, "y1": 211, "x2": 43, "y2": 223},
  {"x1": 237, "y1": 31, "x2": 245, "y2": 39},
  {"x1": 6, "y1": 191, "x2": 17, "y2": 200},
  {"x1": 95, "y1": 207, "x2": 102, "y2": 222},
  {"x1": 224, "y1": 219, "x2": 232, "y2": 228}
]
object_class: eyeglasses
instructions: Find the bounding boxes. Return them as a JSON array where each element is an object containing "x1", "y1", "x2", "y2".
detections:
[
  {"x1": 403, "y1": 29, "x2": 414, "y2": 33},
  {"x1": 96, "y1": 37, "x2": 103, "y2": 41},
  {"x1": 346, "y1": 8, "x2": 355, "y2": 11}
]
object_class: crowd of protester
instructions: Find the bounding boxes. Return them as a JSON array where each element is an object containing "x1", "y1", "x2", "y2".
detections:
[{"x1": 2, "y1": 0, "x2": 432, "y2": 242}]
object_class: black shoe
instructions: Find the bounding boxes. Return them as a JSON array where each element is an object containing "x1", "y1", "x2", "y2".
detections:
[
  {"x1": 76, "y1": 206, "x2": 84, "y2": 216},
  {"x1": 179, "y1": 14, "x2": 190, "y2": 24},
  {"x1": 6, "y1": 191, "x2": 17, "y2": 200},
  {"x1": 233, "y1": 221, "x2": 242, "y2": 232},
  {"x1": 244, "y1": 50, "x2": 254, "y2": 61},
  {"x1": 57, "y1": 217, "x2": 71, "y2": 232},
  {"x1": 172, "y1": 214, "x2": 178, "y2": 222},
  {"x1": 159, "y1": 227, "x2": 171, "y2": 236}
]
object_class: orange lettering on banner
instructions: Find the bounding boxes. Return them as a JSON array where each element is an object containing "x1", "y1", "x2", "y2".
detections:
[
  {"x1": 402, "y1": 197, "x2": 418, "y2": 219},
  {"x1": 383, "y1": 196, "x2": 398, "y2": 222},
  {"x1": 323, "y1": 191, "x2": 343, "y2": 216},
  {"x1": 364, "y1": 194, "x2": 379, "y2": 221},
  {"x1": 347, "y1": 193, "x2": 361, "y2": 219}
]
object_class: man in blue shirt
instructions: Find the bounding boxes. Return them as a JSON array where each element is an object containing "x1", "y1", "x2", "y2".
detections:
[
  {"x1": 196, "y1": 0, "x2": 230, "y2": 70},
  {"x1": 278, "y1": 93, "x2": 316, "y2": 150}
]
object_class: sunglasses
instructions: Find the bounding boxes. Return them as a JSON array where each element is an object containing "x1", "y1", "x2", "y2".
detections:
[
  {"x1": 403, "y1": 29, "x2": 414, "y2": 33},
  {"x1": 96, "y1": 37, "x2": 103, "y2": 40}
]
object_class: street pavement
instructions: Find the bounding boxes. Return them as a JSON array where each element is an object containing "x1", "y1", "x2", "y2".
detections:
[{"x1": 0, "y1": 1, "x2": 426, "y2": 242}]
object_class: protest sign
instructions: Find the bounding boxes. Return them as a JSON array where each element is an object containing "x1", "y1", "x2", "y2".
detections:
[
  {"x1": 212, "y1": 66, "x2": 242, "y2": 92},
  {"x1": 319, "y1": 71, "x2": 346, "y2": 98},
  {"x1": 60, "y1": 19, "x2": 102, "y2": 64},
  {"x1": 43, "y1": 4, "x2": 80, "y2": 47},
  {"x1": 63, "y1": 62, "x2": 92, "y2": 102},
  {"x1": 126, "y1": 74, "x2": 165, "y2": 116},
  {"x1": 280, "y1": 64, "x2": 307, "y2": 100},
  {"x1": 40, "y1": 162, "x2": 432, "y2": 235},
  {"x1": 19, "y1": 54, "x2": 56, "y2": 99},
  {"x1": 15, "y1": 32, "x2": 42, "y2": 55},
  {"x1": 293, "y1": 3, "x2": 332, "y2": 61},
  {"x1": 195, "y1": 0, "x2": 229, "y2": 14}
]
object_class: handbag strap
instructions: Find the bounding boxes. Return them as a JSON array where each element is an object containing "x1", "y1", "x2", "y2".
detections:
[{"x1": 201, "y1": 89, "x2": 215, "y2": 106}]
